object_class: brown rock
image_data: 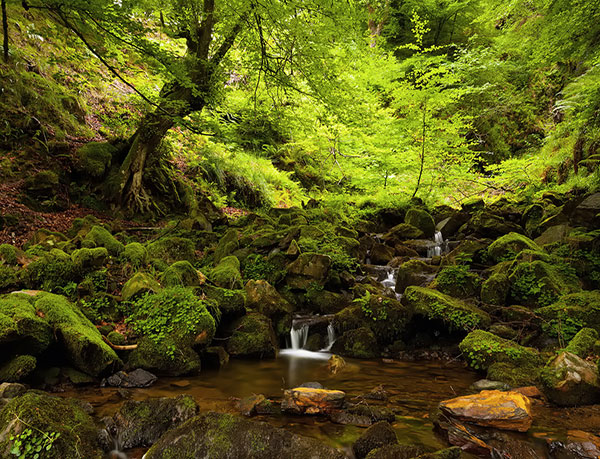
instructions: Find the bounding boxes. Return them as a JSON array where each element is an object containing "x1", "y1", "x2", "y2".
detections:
[
  {"x1": 281, "y1": 387, "x2": 345, "y2": 415},
  {"x1": 239, "y1": 394, "x2": 266, "y2": 416},
  {"x1": 549, "y1": 430, "x2": 600, "y2": 459},
  {"x1": 328, "y1": 355, "x2": 347, "y2": 375},
  {"x1": 439, "y1": 390, "x2": 533, "y2": 432},
  {"x1": 513, "y1": 386, "x2": 543, "y2": 399}
]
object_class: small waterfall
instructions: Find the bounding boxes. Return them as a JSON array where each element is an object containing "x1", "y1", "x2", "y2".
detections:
[
  {"x1": 380, "y1": 268, "x2": 395, "y2": 290},
  {"x1": 321, "y1": 324, "x2": 336, "y2": 352},
  {"x1": 427, "y1": 231, "x2": 447, "y2": 258},
  {"x1": 290, "y1": 324, "x2": 309, "y2": 350}
]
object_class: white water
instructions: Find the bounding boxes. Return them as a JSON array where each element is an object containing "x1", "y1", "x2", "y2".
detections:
[
  {"x1": 321, "y1": 324, "x2": 336, "y2": 352},
  {"x1": 427, "y1": 231, "x2": 447, "y2": 258},
  {"x1": 380, "y1": 268, "x2": 396, "y2": 290},
  {"x1": 283, "y1": 319, "x2": 336, "y2": 357},
  {"x1": 290, "y1": 324, "x2": 309, "y2": 350}
]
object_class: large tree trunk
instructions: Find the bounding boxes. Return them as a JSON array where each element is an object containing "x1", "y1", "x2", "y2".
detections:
[{"x1": 117, "y1": 84, "x2": 198, "y2": 213}]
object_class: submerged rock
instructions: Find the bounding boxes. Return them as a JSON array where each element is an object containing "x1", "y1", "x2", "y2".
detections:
[
  {"x1": 144, "y1": 411, "x2": 347, "y2": 459},
  {"x1": 540, "y1": 351, "x2": 600, "y2": 406},
  {"x1": 281, "y1": 387, "x2": 345, "y2": 415},
  {"x1": 548, "y1": 430, "x2": 600, "y2": 459},
  {"x1": 328, "y1": 354, "x2": 347, "y2": 375},
  {"x1": 238, "y1": 394, "x2": 276, "y2": 416},
  {"x1": 102, "y1": 369, "x2": 157, "y2": 388},
  {"x1": 352, "y1": 421, "x2": 398, "y2": 459},
  {"x1": 438, "y1": 390, "x2": 533, "y2": 432},
  {"x1": 106, "y1": 395, "x2": 199, "y2": 449}
]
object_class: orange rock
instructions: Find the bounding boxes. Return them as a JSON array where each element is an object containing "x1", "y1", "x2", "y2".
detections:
[
  {"x1": 282, "y1": 387, "x2": 345, "y2": 415},
  {"x1": 439, "y1": 390, "x2": 533, "y2": 432},
  {"x1": 513, "y1": 386, "x2": 543, "y2": 399}
]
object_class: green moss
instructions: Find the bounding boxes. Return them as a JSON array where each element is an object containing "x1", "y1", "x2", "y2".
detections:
[
  {"x1": 0, "y1": 244, "x2": 18, "y2": 265},
  {"x1": 210, "y1": 256, "x2": 243, "y2": 289},
  {"x1": 82, "y1": 225, "x2": 124, "y2": 256},
  {"x1": 404, "y1": 207, "x2": 435, "y2": 238},
  {"x1": 127, "y1": 337, "x2": 201, "y2": 376},
  {"x1": 21, "y1": 249, "x2": 77, "y2": 292},
  {"x1": 122, "y1": 242, "x2": 148, "y2": 267},
  {"x1": 161, "y1": 261, "x2": 203, "y2": 288},
  {"x1": 71, "y1": 247, "x2": 108, "y2": 273},
  {"x1": 0, "y1": 265, "x2": 18, "y2": 289},
  {"x1": 332, "y1": 327, "x2": 379, "y2": 358},
  {"x1": 487, "y1": 232, "x2": 543, "y2": 263},
  {"x1": 147, "y1": 237, "x2": 195, "y2": 264},
  {"x1": 77, "y1": 141, "x2": 116, "y2": 177},
  {"x1": 486, "y1": 361, "x2": 539, "y2": 388},
  {"x1": 214, "y1": 229, "x2": 239, "y2": 263},
  {"x1": 404, "y1": 286, "x2": 491, "y2": 331},
  {"x1": 565, "y1": 327, "x2": 599, "y2": 358},
  {"x1": 107, "y1": 330, "x2": 126, "y2": 346},
  {"x1": 459, "y1": 330, "x2": 542, "y2": 376},
  {"x1": 121, "y1": 272, "x2": 160, "y2": 301},
  {"x1": 226, "y1": 313, "x2": 277, "y2": 359},
  {"x1": 0, "y1": 355, "x2": 37, "y2": 382},
  {"x1": 34, "y1": 293, "x2": 121, "y2": 376},
  {"x1": 0, "y1": 295, "x2": 53, "y2": 354},
  {"x1": 202, "y1": 285, "x2": 246, "y2": 319},
  {"x1": 433, "y1": 265, "x2": 481, "y2": 299},
  {"x1": 0, "y1": 392, "x2": 102, "y2": 458},
  {"x1": 536, "y1": 291, "x2": 600, "y2": 340},
  {"x1": 480, "y1": 272, "x2": 510, "y2": 305}
]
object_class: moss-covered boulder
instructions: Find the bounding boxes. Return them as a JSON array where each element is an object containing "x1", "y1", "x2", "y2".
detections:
[
  {"x1": 332, "y1": 327, "x2": 379, "y2": 359},
  {"x1": 286, "y1": 253, "x2": 331, "y2": 289},
  {"x1": 76, "y1": 141, "x2": 117, "y2": 177},
  {"x1": 461, "y1": 212, "x2": 524, "y2": 239},
  {"x1": 161, "y1": 261, "x2": 205, "y2": 288},
  {"x1": 382, "y1": 223, "x2": 425, "y2": 245},
  {"x1": 21, "y1": 171, "x2": 63, "y2": 211},
  {"x1": 21, "y1": 249, "x2": 77, "y2": 291},
  {"x1": 487, "y1": 233, "x2": 543, "y2": 263},
  {"x1": 394, "y1": 260, "x2": 437, "y2": 294},
  {"x1": 404, "y1": 286, "x2": 491, "y2": 331},
  {"x1": 0, "y1": 295, "x2": 53, "y2": 355},
  {"x1": 202, "y1": 285, "x2": 246, "y2": 322},
  {"x1": 245, "y1": 280, "x2": 292, "y2": 337},
  {"x1": 480, "y1": 272, "x2": 510, "y2": 305},
  {"x1": 353, "y1": 421, "x2": 398, "y2": 459},
  {"x1": 536, "y1": 291, "x2": 600, "y2": 340},
  {"x1": 226, "y1": 313, "x2": 278, "y2": 359},
  {"x1": 82, "y1": 225, "x2": 124, "y2": 256},
  {"x1": 0, "y1": 265, "x2": 18, "y2": 290},
  {"x1": 0, "y1": 355, "x2": 37, "y2": 382},
  {"x1": 540, "y1": 351, "x2": 600, "y2": 406},
  {"x1": 147, "y1": 237, "x2": 195, "y2": 264},
  {"x1": 565, "y1": 328, "x2": 599, "y2": 358},
  {"x1": 432, "y1": 266, "x2": 481, "y2": 299},
  {"x1": 509, "y1": 260, "x2": 580, "y2": 308},
  {"x1": 0, "y1": 392, "x2": 103, "y2": 458},
  {"x1": 121, "y1": 272, "x2": 161, "y2": 301},
  {"x1": 144, "y1": 411, "x2": 346, "y2": 459},
  {"x1": 35, "y1": 293, "x2": 121, "y2": 376},
  {"x1": 459, "y1": 330, "x2": 542, "y2": 386},
  {"x1": 214, "y1": 228, "x2": 239, "y2": 264},
  {"x1": 25, "y1": 229, "x2": 68, "y2": 250},
  {"x1": 122, "y1": 242, "x2": 148, "y2": 267},
  {"x1": 71, "y1": 247, "x2": 108, "y2": 273},
  {"x1": 405, "y1": 208, "x2": 435, "y2": 238},
  {"x1": 210, "y1": 256, "x2": 243, "y2": 289},
  {"x1": 126, "y1": 288, "x2": 216, "y2": 376},
  {"x1": 0, "y1": 244, "x2": 18, "y2": 265}
]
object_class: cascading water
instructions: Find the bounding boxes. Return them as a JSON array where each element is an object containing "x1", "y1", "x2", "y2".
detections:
[
  {"x1": 427, "y1": 231, "x2": 447, "y2": 258},
  {"x1": 321, "y1": 324, "x2": 336, "y2": 352},
  {"x1": 281, "y1": 317, "x2": 336, "y2": 358},
  {"x1": 290, "y1": 324, "x2": 309, "y2": 350}
]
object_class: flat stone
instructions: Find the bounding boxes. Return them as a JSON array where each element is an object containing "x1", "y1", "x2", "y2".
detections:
[
  {"x1": 470, "y1": 379, "x2": 510, "y2": 392},
  {"x1": 102, "y1": 369, "x2": 157, "y2": 388},
  {"x1": 281, "y1": 387, "x2": 345, "y2": 415},
  {"x1": 439, "y1": 390, "x2": 533, "y2": 432}
]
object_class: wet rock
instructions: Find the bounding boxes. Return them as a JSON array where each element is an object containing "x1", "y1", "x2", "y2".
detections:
[
  {"x1": 365, "y1": 444, "x2": 430, "y2": 459},
  {"x1": 353, "y1": 421, "x2": 398, "y2": 459},
  {"x1": 107, "y1": 395, "x2": 199, "y2": 449},
  {"x1": 548, "y1": 430, "x2": 600, "y2": 459},
  {"x1": 540, "y1": 351, "x2": 600, "y2": 407},
  {"x1": 487, "y1": 232, "x2": 542, "y2": 263},
  {"x1": 328, "y1": 354, "x2": 347, "y2": 375},
  {"x1": 363, "y1": 384, "x2": 389, "y2": 401},
  {"x1": 470, "y1": 379, "x2": 510, "y2": 392},
  {"x1": 210, "y1": 256, "x2": 243, "y2": 289},
  {"x1": 286, "y1": 253, "x2": 332, "y2": 289},
  {"x1": 405, "y1": 208, "x2": 435, "y2": 238},
  {"x1": 102, "y1": 369, "x2": 157, "y2": 388},
  {"x1": 438, "y1": 390, "x2": 533, "y2": 432},
  {"x1": 0, "y1": 382, "x2": 26, "y2": 399},
  {"x1": 395, "y1": 260, "x2": 437, "y2": 293},
  {"x1": 330, "y1": 410, "x2": 372, "y2": 426},
  {"x1": 415, "y1": 447, "x2": 462, "y2": 459},
  {"x1": 145, "y1": 411, "x2": 347, "y2": 459},
  {"x1": 226, "y1": 313, "x2": 278, "y2": 359},
  {"x1": 0, "y1": 392, "x2": 103, "y2": 458},
  {"x1": 281, "y1": 387, "x2": 345, "y2": 415},
  {"x1": 201, "y1": 346, "x2": 230, "y2": 368},
  {"x1": 347, "y1": 404, "x2": 395, "y2": 423},
  {"x1": 513, "y1": 386, "x2": 543, "y2": 399},
  {"x1": 332, "y1": 327, "x2": 379, "y2": 358},
  {"x1": 370, "y1": 243, "x2": 397, "y2": 265},
  {"x1": 239, "y1": 394, "x2": 277, "y2": 416}
]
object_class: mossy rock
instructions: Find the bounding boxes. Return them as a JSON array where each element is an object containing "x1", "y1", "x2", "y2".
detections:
[
  {"x1": 214, "y1": 229, "x2": 239, "y2": 264},
  {"x1": 34, "y1": 293, "x2": 121, "y2": 376},
  {"x1": 565, "y1": 328, "x2": 599, "y2": 358},
  {"x1": 21, "y1": 171, "x2": 62, "y2": 211},
  {"x1": 76, "y1": 141, "x2": 117, "y2": 177},
  {"x1": 71, "y1": 247, "x2": 108, "y2": 273},
  {"x1": 122, "y1": 242, "x2": 148, "y2": 267},
  {"x1": 0, "y1": 355, "x2": 37, "y2": 382},
  {"x1": 66, "y1": 215, "x2": 102, "y2": 239},
  {"x1": 21, "y1": 249, "x2": 77, "y2": 292},
  {"x1": 121, "y1": 272, "x2": 161, "y2": 301},
  {"x1": 536, "y1": 291, "x2": 600, "y2": 340},
  {"x1": 404, "y1": 208, "x2": 435, "y2": 238},
  {"x1": 0, "y1": 265, "x2": 18, "y2": 290},
  {"x1": 127, "y1": 337, "x2": 202, "y2": 376},
  {"x1": 486, "y1": 362, "x2": 540, "y2": 387},
  {"x1": 442, "y1": 239, "x2": 490, "y2": 266},
  {"x1": 245, "y1": 280, "x2": 292, "y2": 319},
  {"x1": 487, "y1": 232, "x2": 543, "y2": 263},
  {"x1": 382, "y1": 223, "x2": 425, "y2": 244},
  {"x1": 461, "y1": 212, "x2": 524, "y2": 239},
  {"x1": 0, "y1": 295, "x2": 53, "y2": 355},
  {"x1": 404, "y1": 286, "x2": 491, "y2": 331},
  {"x1": 202, "y1": 285, "x2": 246, "y2": 321},
  {"x1": 82, "y1": 225, "x2": 124, "y2": 256},
  {"x1": 332, "y1": 327, "x2": 379, "y2": 359},
  {"x1": 432, "y1": 266, "x2": 481, "y2": 299},
  {"x1": 226, "y1": 313, "x2": 278, "y2": 359},
  {"x1": 0, "y1": 392, "x2": 103, "y2": 458},
  {"x1": 459, "y1": 330, "x2": 542, "y2": 385},
  {"x1": 540, "y1": 351, "x2": 600, "y2": 406},
  {"x1": 147, "y1": 237, "x2": 195, "y2": 264},
  {"x1": 25, "y1": 229, "x2": 68, "y2": 250},
  {"x1": 210, "y1": 256, "x2": 243, "y2": 289},
  {"x1": 480, "y1": 272, "x2": 510, "y2": 306},
  {"x1": 305, "y1": 289, "x2": 351, "y2": 314},
  {"x1": 107, "y1": 331, "x2": 126, "y2": 346},
  {"x1": 0, "y1": 244, "x2": 18, "y2": 265},
  {"x1": 285, "y1": 253, "x2": 332, "y2": 289},
  {"x1": 161, "y1": 261, "x2": 204, "y2": 288},
  {"x1": 509, "y1": 260, "x2": 580, "y2": 308}
]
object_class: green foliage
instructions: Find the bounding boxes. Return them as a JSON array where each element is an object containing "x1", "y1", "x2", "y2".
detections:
[
  {"x1": 242, "y1": 255, "x2": 287, "y2": 285},
  {"x1": 9, "y1": 428, "x2": 60, "y2": 458}
]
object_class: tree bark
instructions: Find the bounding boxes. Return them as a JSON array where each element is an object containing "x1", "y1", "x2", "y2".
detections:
[{"x1": 2, "y1": 0, "x2": 8, "y2": 62}]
